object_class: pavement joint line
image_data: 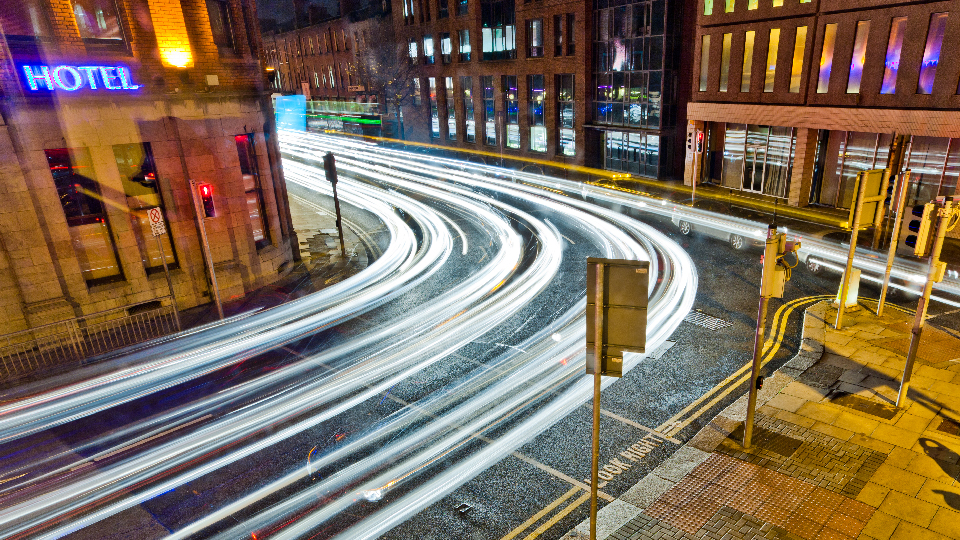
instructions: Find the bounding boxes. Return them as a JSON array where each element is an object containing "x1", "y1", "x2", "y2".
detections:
[
  {"x1": 500, "y1": 486, "x2": 581, "y2": 540},
  {"x1": 599, "y1": 409, "x2": 682, "y2": 444}
]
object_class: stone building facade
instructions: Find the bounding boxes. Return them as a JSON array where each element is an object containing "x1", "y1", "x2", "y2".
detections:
[{"x1": 0, "y1": 0, "x2": 297, "y2": 335}]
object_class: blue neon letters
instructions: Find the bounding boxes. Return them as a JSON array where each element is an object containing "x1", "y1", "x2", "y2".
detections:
[{"x1": 22, "y1": 65, "x2": 140, "y2": 92}]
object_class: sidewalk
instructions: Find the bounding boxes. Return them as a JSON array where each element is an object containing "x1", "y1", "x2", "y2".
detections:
[{"x1": 570, "y1": 301, "x2": 960, "y2": 540}]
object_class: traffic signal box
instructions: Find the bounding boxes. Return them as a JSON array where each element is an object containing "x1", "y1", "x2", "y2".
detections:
[
  {"x1": 198, "y1": 183, "x2": 215, "y2": 218},
  {"x1": 696, "y1": 131, "x2": 704, "y2": 154},
  {"x1": 761, "y1": 229, "x2": 800, "y2": 299},
  {"x1": 898, "y1": 202, "x2": 935, "y2": 257}
]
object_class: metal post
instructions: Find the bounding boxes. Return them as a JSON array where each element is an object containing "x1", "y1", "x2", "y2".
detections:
[
  {"x1": 744, "y1": 225, "x2": 777, "y2": 449},
  {"x1": 878, "y1": 170, "x2": 910, "y2": 316},
  {"x1": 835, "y1": 171, "x2": 871, "y2": 330},
  {"x1": 590, "y1": 263, "x2": 604, "y2": 540},
  {"x1": 897, "y1": 199, "x2": 954, "y2": 406},
  {"x1": 323, "y1": 152, "x2": 348, "y2": 259},
  {"x1": 189, "y1": 180, "x2": 224, "y2": 320},
  {"x1": 154, "y1": 235, "x2": 181, "y2": 331}
]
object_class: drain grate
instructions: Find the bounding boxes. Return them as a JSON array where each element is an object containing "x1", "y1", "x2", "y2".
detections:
[
  {"x1": 936, "y1": 417, "x2": 960, "y2": 436},
  {"x1": 684, "y1": 311, "x2": 733, "y2": 331},
  {"x1": 828, "y1": 392, "x2": 898, "y2": 420}
]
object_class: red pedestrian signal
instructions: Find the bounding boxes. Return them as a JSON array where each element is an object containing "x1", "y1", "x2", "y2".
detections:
[
  {"x1": 696, "y1": 131, "x2": 704, "y2": 153},
  {"x1": 199, "y1": 183, "x2": 215, "y2": 218}
]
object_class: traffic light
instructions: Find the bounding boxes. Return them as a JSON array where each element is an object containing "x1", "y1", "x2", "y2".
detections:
[
  {"x1": 761, "y1": 229, "x2": 800, "y2": 299},
  {"x1": 198, "y1": 183, "x2": 215, "y2": 218},
  {"x1": 696, "y1": 131, "x2": 704, "y2": 154},
  {"x1": 898, "y1": 203, "x2": 935, "y2": 257}
]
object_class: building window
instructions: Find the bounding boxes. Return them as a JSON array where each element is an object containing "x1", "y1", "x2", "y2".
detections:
[
  {"x1": 481, "y1": 0, "x2": 516, "y2": 60},
  {"x1": 846, "y1": 21, "x2": 870, "y2": 93},
  {"x1": 403, "y1": 0, "x2": 416, "y2": 22},
  {"x1": 815, "y1": 131, "x2": 892, "y2": 208},
  {"x1": 528, "y1": 74, "x2": 546, "y2": 152},
  {"x1": 557, "y1": 74, "x2": 575, "y2": 156},
  {"x1": 699, "y1": 35, "x2": 711, "y2": 91},
  {"x1": 482, "y1": 76, "x2": 497, "y2": 145},
  {"x1": 720, "y1": 33, "x2": 732, "y2": 92},
  {"x1": 236, "y1": 135, "x2": 270, "y2": 249},
  {"x1": 314, "y1": 72, "x2": 319, "y2": 88},
  {"x1": 329, "y1": 66, "x2": 336, "y2": 88},
  {"x1": 918, "y1": 13, "x2": 947, "y2": 94},
  {"x1": 409, "y1": 38, "x2": 419, "y2": 63},
  {"x1": 817, "y1": 23, "x2": 838, "y2": 93},
  {"x1": 503, "y1": 75, "x2": 520, "y2": 148},
  {"x1": 748, "y1": 0, "x2": 757, "y2": 10},
  {"x1": 114, "y1": 143, "x2": 178, "y2": 273},
  {"x1": 459, "y1": 0, "x2": 468, "y2": 16},
  {"x1": 741, "y1": 30, "x2": 755, "y2": 92},
  {"x1": 458, "y1": 29, "x2": 472, "y2": 61},
  {"x1": 441, "y1": 32, "x2": 453, "y2": 63},
  {"x1": 566, "y1": 13, "x2": 575, "y2": 55},
  {"x1": 527, "y1": 19, "x2": 543, "y2": 57},
  {"x1": 720, "y1": 124, "x2": 795, "y2": 198},
  {"x1": 704, "y1": 0, "x2": 713, "y2": 16},
  {"x1": 881, "y1": 17, "x2": 906, "y2": 95},
  {"x1": 413, "y1": 78, "x2": 422, "y2": 105},
  {"x1": 446, "y1": 77, "x2": 457, "y2": 140},
  {"x1": 790, "y1": 27, "x2": 806, "y2": 93},
  {"x1": 206, "y1": 0, "x2": 235, "y2": 55},
  {"x1": 605, "y1": 132, "x2": 659, "y2": 177},
  {"x1": 725, "y1": 0, "x2": 734, "y2": 13},
  {"x1": 46, "y1": 147, "x2": 124, "y2": 285},
  {"x1": 904, "y1": 137, "x2": 960, "y2": 205},
  {"x1": 73, "y1": 0, "x2": 126, "y2": 51},
  {"x1": 424, "y1": 35, "x2": 435, "y2": 64},
  {"x1": 462, "y1": 76, "x2": 475, "y2": 142},
  {"x1": 440, "y1": 0, "x2": 449, "y2": 18},
  {"x1": 554, "y1": 14, "x2": 565, "y2": 56},
  {"x1": 764, "y1": 29, "x2": 779, "y2": 92},
  {"x1": 429, "y1": 77, "x2": 440, "y2": 138}
]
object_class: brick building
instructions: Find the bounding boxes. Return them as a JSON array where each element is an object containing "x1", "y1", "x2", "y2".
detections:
[
  {"x1": 0, "y1": 0, "x2": 297, "y2": 337},
  {"x1": 686, "y1": 0, "x2": 960, "y2": 225}
]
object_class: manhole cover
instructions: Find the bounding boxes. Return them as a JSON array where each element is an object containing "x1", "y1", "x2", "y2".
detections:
[
  {"x1": 936, "y1": 417, "x2": 960, "y2": 436},
  {"x1": 684, "y1": 311, "x2": 733, "y2": 331},
  {"x1": 728, "y1": 425, "x2": 803, "y2": 458},
  {"x1": 828, "y1": 391, "x2": 898, "y2": 419}
]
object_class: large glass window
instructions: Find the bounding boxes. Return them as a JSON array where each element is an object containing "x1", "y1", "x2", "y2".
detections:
[
  {"x1": 503, "y1": 75, "x2": 520, "y2": 148},
  {"x1": 429, "y1": 77, "x2": 440, "y2": 138},
  {"x1": 459, "y1": 29, "x2": 472, "y2": 61},
  {"x1": 557, "y1": 74, "x2": 575, "y2": 156},
  {"x1": 881, "y1": 17, "x2": 906, "y2": 95},
  {"x1": 720, "y1": 124, "x2": 795, "y2": 198},
  {"x1": 741, "y1": 31, "x2": 755, "y2": 92},
  {"x1": 699, "y1": 35, "x2": 711, "y2": 92},
  {"x1": 527, "y1": 19, "x2": 543, "y2": 57},
  {"x1": 720, "y1": 33, "x2": 732, "y2": 92},
  {"x1": 605, "y1": 131, "x2": 659, "y2": 177},
  {"x1": 764, "y1": 29, "x2": 780, "y2": 92},
  {"x1": 236, "y1": 135, "x2": 270, "y2": 249},
  {"x1": 481, "y1": 0, "x2": 516, "y2": 60},
  {"x1": 904, "y1": 137, "x2": 959, "y2": 205},
  {"x1": 441, "y1": 32, "x2": 453, "y2": 63},
  {"x1": 918, "y1": 13, "x2": 947, "y2": 94},
  {"x1": 445, "y1": 77, "x2": 457, "y2": 140},
  {"x1": 846, "y1": 21, "x2": 870, "y2": 94},
  {"x1": 529, "y1": 74, "x2": 546, "y2": 152},
  {"x1": 206, "y1": 0, "x2": 235, "y2": 54},
  {"x1": 790, "y1": 27, "x2": 806, "y2": 93},
  {"x1": 424, "y1": 35, "x2": 435, "y2": 64},
  {"x1": 462, "y1": 76, "x2": 475, "y2": 143},
  {"x1": 114, "y1": 143, "x2": 177, "y2": 273},
  {"x1": 817, "y1": 24, "x2": 838, "y2": 93},
  {"x1": 46, "y1": 147, "x2": 123, "y2": 285},
  {"x1": 817, "y1": 131, "x2": 892, "y2": 208},
  {"x1": 482, "y1": 76, "x2": 497, "y2": 145}
]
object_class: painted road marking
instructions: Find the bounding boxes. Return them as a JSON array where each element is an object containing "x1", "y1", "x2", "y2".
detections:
[
  {"x1": 511, "y1": 452, "x2": 613, "y2": 502},
  {"x1": 500, "y1": 487, "x2": 580, "y2": 540},
  {"x1": 599, "y1": 409, "x2": 681, "y2": 444},
  {"x1": 521, "y1": 492, "x2": 591, "y2": 540}
]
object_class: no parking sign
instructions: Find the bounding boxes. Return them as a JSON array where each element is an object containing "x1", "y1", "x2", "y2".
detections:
[{"x1": 147, "y1": 207, "x2": 166, "y2": 236}]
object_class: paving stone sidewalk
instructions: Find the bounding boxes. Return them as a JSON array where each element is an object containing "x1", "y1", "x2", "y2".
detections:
[{"x1": 567, "y1": 301, "x2": 960, "y2": 540}]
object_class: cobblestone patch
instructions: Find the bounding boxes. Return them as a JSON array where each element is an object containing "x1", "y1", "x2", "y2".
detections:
[{"x1": 715, "y1": 414, "x2": 886, "y2": 497}]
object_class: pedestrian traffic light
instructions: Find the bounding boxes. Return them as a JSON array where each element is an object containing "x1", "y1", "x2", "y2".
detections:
[
  {"x1": 899, "y1": 203, "x2": 935, "y2": 257},
  {"x1": 198, "y1": 183, "x2": 215, "y2": 218},
  {"x1": 696, "y1": 131, "x2": 704, "y2": 154}
]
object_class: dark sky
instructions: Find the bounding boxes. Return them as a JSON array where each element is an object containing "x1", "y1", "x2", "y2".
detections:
[{"x1": 257, "y1": 0, "x2": 342, "y2": 32}]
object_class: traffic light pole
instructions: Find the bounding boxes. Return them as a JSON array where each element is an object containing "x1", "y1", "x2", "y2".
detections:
[
  {"x1": 589, "y1": 263, "x2": 604, "y2": 540},
  {"x1": 744, "y1": 224, "x2": 778, "y2": 449},
  {"x1": 189, "y1": 180, "x2": 224, "y2": 320},
  {"x1": 877, "y1": 170, "x2": 910, "y2": 317},
  {"x1": 322, "y1": 153, "x2": 347, "y2": 260},
  {"x1": 836, "y1": 170, "x2": 873, "y2": 330},
  {"x1": 896, "y1": 199, "x2": 955, "y2": 407}
]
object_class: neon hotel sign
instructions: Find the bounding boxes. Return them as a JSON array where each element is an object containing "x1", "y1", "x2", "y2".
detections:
[{"x1": 20, "y1": 65, "x2": 140, "y2": 92}]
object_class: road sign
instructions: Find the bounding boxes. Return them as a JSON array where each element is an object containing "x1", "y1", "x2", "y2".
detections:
[
  {"x1": 586, "y1": 258, "x2": 649, "y2": 377},
  {"x1": 147, "y1": 207, "x2": 166, "y2": 237}
]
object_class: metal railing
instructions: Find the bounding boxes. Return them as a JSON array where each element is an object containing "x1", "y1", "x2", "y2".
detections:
[{"x1": 0, "y1": 298, "x2": 180, "y2": 383}]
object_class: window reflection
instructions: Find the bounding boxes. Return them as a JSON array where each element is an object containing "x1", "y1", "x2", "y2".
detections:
[
  {"x1": 918, "y1": 13, "x2": 947, "y2": 94},
  {"x1": 720, "y1": 33, "x2": 732, "y2": 92},
  {"x1": 817, "y1": 23, "x2": 838, "y2": 93},
  {"x1": 236, "y1": 134, "x2": 270, "y2": 249},
  {"x1": 741, "y1": 31, "x2": 755, "y2": 92},
  {"x1": 881, "y1": 17, "x2": 906, "y2": 94},
  {"x1": 846, "y1": 21, "x2": 870, "y2": 94},
  {"x1": 764, "y1": 29, "x2": 780, "y2": 92},
  {"x1": 114, "y1": 143, "x2": 177, "y2": 272},
  {"x1": 790, "y1": 27, "x2": 806, "y2": 93},
  {"x1": 699, "y1": 35, "x2": 711, "y2": 92}
]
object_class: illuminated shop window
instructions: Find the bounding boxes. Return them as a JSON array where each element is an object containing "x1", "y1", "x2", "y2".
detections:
[
  {"x1": 918, "y1": 13, "x2": 947, "y2": 95},
  {"x1": 46, "y1": 147, "x2": 124, "y2": 285},
  {"x1": 817, "y1": 23, "x2": 838, "y2": 93},
  {"x1": 482, "y1": 76, "x2": 497, "y2": 146},
  {"x1": 114, "y1": 143, "x2": 178, "y2": 273},
  {"x1": 699, "y1": 35, "x2": 711, "y2": 92},
  {"x1": 741, "y1": 30, "x2": 755, "y2": 92},
  {"x1": 236, "y1": 135, "x2": 271, "y2": 249},
  {"x1": 790, "y1": 27, "x2": 806, "y2": 93},
  {"x1": 881, "y1": 17, "x2": 906, "y2": 94},
  {"x1": 846, "y1": 21, "x2": 870, "y2": 94},
  {"x1": 764, "y1": 29, "x2": 780, "y2": 92},
  {"x1": 462, "y1": 76, "x2": 475, "y2": 142}
]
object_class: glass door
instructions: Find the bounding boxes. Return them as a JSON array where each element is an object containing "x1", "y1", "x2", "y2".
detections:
[{"x1": 743, "y1": 145, "x2": 766, "y2": 192}]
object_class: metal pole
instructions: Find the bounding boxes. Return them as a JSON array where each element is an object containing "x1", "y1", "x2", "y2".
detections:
[
  {"x1": 870, "y1": 168, "x2": 892, "y2": 250},
  {"x1": 590, "y1": 262, "x2": 604, "y2": 540},
  {"x1": 189, "y1": 180, "x2": 224, "y2": 320},
  {"x1": 897, "y1": 199, "x2": 954, "y2": 406},
  {"x1": 835, "y1": 171, "x2": 871, "y2": 330},
  {"x1": 692, "y1": 129, "x2": 700, "y2": 203},
  {"x1": 878, "y1": 170, "x2": 910, "y2": 316},
  {"x1": 323, "y1": 152, "x2": 348, "y2": 259},
  {"x1": 155, "y1": 235, "x2": 181, "y2": 331},
  {"x1": 744, "y1": 225, "x2": 777, "y2": 449}
]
